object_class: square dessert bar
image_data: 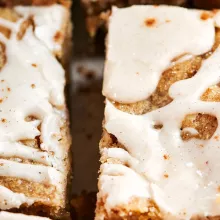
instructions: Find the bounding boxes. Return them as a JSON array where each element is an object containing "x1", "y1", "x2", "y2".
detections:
[
  {"x1": 0, "y1": 1, "x2": 72, "y2": 219},
  {"x1": 97, "y1": 5, "x2": 220, "y2": 220},
  {"x1": 81, "y1": 0, "x2": 187, "y2": 37}
]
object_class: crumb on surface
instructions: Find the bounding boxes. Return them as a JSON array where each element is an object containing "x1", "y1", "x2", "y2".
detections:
[
  {"x1": 1, "y1": 118, "x2": 6, "y2": 123},
  {"x1": 54, "y1": 31, "x2": 63, "y2": 43},
  {"x1": 200, "y1": 11, "x2": 213, "y2": 20},
  {"x1": 31, "y1": 84, "x2": 36, "y2": 89},
  {"x1": 145, "y1": 18, "x2": 156, "y2": 27}
]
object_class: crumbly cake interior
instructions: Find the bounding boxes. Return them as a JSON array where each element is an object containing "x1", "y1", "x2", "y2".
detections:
[
  {"x1": 97, "y1": 6, "x2": 220, "y2": 220},
  {"x1": 0, "y1": 5, "x2": 71, "y2": 219}
]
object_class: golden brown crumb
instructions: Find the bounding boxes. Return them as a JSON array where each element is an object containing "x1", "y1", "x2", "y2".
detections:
[
  {"x1": 31, "y1": 84, "x2": 36, "y2": 89},
  {"x1": 1, "y1": 118, "x2": 6, "y2": 123},
  {"x1": 145, "y1": 18, "x2": 156, "y2": 27},
  {"x1": 213, "y1": 9, "x2": 219, "y2": 15},
  {"x1": 32, "y1": 63, "x2": 37, "y2": 67},
  {"x1": 53, "y1": 31, "x2": 63, "y2": 43},
  {"x1": 0, "y1": 25, "x2": 11, "y2": 39},
  {"x1": 200, "y1": 11, "x2": 213, "y2": 21},
  {"x1": 164, "y1": 174, "x2": 169, "y2": 178},
  {"x1": 181, "y1": 113, "x2": 217, "y2": 141},
  {"x1": 17, "y1": 16, "x2": 34, "y2": 41},
  {"x1": 154, "y1": 124, "x2": 163, "y2": 129},
  {"x1": 214, "y1": 135, "x2": 219, "y2": 141},
  {"x1": 0, "y1": 42, "x2": 6, "y2": 71},
  {"x1": 163, "y1": 154, "x2": 169, "y2": 160}
]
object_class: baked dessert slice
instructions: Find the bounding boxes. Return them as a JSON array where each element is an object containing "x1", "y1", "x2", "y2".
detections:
[
  {"x1": 97, "y1": 5, "x2": 220, "y2": 220},
  {"x1": 80, "y1": 0, "x2": 187, "y2": 37},
  {"x1": 0, "y1": 211, "x2": 51, "y2": 220},
  {"x1": 0, "y1": 2, "x2": 72, "y2": 219}
]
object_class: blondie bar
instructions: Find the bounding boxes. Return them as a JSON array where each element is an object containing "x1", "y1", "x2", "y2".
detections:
[
  {"x1": 0, "y1": 2, "x2": 72, "y2": 219},
  {"x1": 97, "y1": 5, "x2": 220, "y2": 219}
]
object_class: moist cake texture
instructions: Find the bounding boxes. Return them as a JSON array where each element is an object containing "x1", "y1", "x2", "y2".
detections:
[
  {"x1": 0, "y1": 3, "x2": 71, "y2": 219},
  {"x1": 97, "y1": 5, "x2": 220, "y2": 220}
]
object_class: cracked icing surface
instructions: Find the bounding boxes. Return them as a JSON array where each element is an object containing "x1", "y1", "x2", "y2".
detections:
[
  {"x1": 0, "y1": 5, "x2": 69, "y2": 210},
  {"x1": 99, "y1": 5, "x2": 220, "y2": 220}
]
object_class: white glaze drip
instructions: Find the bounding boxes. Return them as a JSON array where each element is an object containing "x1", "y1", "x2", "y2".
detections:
[
  {"x1": 0, "y1": 142, "x2": 52, "y2": 166},
  {"x1": 0, "y1": 159, "x2": 64, "y2": 185},
  {"x1": 0, "y1": 186, "x2": 34, "y2": 209},
  {"x1": 101, "y1": 5, "x2": 220, "y2": 220}
]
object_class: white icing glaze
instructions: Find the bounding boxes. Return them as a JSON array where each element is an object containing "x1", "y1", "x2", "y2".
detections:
[
  {"x1": 99, "y1": 163, "x2": 150, "y2": 211},
  {"x1": 0, "y1": 142, "x2": 52, "y2": 166},
  {"x1": 0, "y1": 5, "x2": 68, "y2": 210},
  {"x1": 0, "y1": 212, "x2": 50, "y2": 220},
  {"x1": 0, "y1": 186, "x2": 34, "y2": 209},
  {"x1": 15, "y1": 5, "x2": 67, "y2": 53},
  {"x1": 103, "y1": 5, "x2": 215, "y2": 103},
  {"x1": 101, "y1": 5, "x2": 220, "y2": 220},
  {"x1": 0, "y1": 159, "x2": 64, "y2": 185}
]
